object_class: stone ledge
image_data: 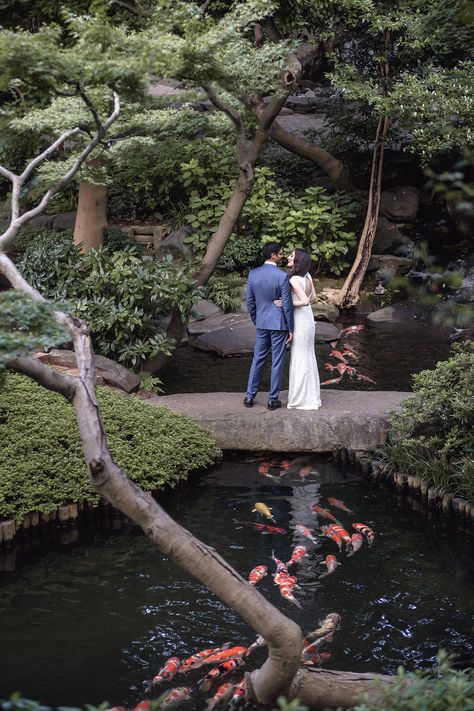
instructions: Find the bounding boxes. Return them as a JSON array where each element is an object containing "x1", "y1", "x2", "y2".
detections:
[{"x1": 146, "y1": 390, "x2": 412, "y2": 452}]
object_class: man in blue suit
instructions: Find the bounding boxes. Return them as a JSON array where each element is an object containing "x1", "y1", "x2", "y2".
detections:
[{"x1": 244, "y1": 242, "x2": 294, "y2": 410}]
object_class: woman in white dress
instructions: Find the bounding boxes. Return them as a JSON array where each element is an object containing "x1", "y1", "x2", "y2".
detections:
[{"x1": 283, "y1": 249, "x2": 322, "y2": 410}]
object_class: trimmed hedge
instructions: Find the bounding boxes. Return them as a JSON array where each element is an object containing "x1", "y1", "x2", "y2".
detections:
[{"x1": 0, "y1": 375, "x2": 219, "y2": 522}]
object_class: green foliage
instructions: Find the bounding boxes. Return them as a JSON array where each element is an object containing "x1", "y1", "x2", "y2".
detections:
[
  {"x1": 138, "y1": 371, "x2": 165, "y2": 395},
  {"x1": 383, "y1": 342, "x2": 474, "y2": 497},
  {"x1": 183, "y1": 167, "x2": 359, "y2": 275},
  {"x1": 273, "y1": 698, "x2": 309, "y2": 711},
  {"x1": 205, "y1": 274, "x2": 244, "y2": 312},
  {"x1": 354, "y1": 650, "x2": 474, "y2": 711},
  {"x1": 218, "y1": 235, "x2": 262, "y2": 274},
  {"x1": 16, "y1": 228, "x2": 202, "y2": 368},
  {"x1": 0, "y1": 292, "x2": 67, "y2": 368},
  {"x1": 0, "y1": 374, "x2": 219, "y2": 523}
]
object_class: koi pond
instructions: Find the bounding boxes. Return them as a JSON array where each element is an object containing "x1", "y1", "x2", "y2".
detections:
[{"x1": 1, "y1": 455, "x2": 473, "y2": 709}]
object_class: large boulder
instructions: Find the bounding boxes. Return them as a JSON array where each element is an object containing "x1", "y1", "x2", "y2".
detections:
[
  {"x1": 160, "y1": 226, "x2": 195, "y2": 259},
  {"x1": 34, "y1": 349, "x2": 140, "y2": 393},
  {"x1": 368, "y1": 254, "x2": 416, "y2": 282},
  {"x1": 373, "y1": 216, "x2": 414, "y2": 254},
  {"x1": 188, "y1": 312, "x2": 249, "y2": 336},
  {"x1": 52, "y1": 211, "x2": 77, "y2": 231},
  {"x1": 311, "y1": 301, "x2": 340, "y2": 323},
  {"x1": 190, "y1": 299, "x2": 223, "y2": 321},
  {"x1": 367, "y1": 299, "x2": 431, "y2": 324},
  {"x1": 379, "y1": 186, "x2": 419, "y2": 222}
]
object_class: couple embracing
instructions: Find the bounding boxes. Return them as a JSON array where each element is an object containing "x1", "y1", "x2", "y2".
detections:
[{"x1": 244, "y1": 242, "x2": 321, "y2": 411}]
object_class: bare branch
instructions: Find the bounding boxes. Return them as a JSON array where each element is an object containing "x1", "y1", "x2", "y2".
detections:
[
  {"x1": 0, "y1": 93, "x2": 120, "y2": 252},
  {"x1": 203, "y1": 84, "x2": 247, "y2": 164},
  {"x1": 7, "y1": 355, "x2": 77, "y2": 399}
]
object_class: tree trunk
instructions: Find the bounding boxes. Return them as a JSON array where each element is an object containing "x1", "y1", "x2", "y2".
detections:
[
  {"x1": 289, "y1": 668, "x2": 397, "y2": 709},
  {"x1": 333, "y1": 115, "x2": 389, "y2": 308},
  {"x1": 73, "y1": 179, "x2": 108, "y2": 253}
]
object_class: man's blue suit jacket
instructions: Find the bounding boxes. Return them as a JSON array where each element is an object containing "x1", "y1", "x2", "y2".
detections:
[{"x1": 246, "y1": 263, "x2": 294, "y2": 332}]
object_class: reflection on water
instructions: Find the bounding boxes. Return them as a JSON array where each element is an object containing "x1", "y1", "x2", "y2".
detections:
[
  {"x1": 159, "y1": 319, "x2": 452, "y2": 394},
  {"x1": 1, "y1": 455, "x2": 473, "y2": 709}
]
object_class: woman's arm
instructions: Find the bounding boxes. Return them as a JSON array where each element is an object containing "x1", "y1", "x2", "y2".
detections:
[{"x1": 289, "y1": 276, "x2": 310, "y2": 306}]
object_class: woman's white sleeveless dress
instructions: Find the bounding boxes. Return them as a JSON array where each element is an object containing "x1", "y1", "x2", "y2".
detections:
[{"x1": 287, "y1": 275, "x2": 321, "y2": 410}]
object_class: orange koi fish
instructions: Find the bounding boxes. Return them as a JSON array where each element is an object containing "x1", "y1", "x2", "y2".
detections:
[
  {"x1": 144, "y1": 656, "x2": 180, "y2": 690},
  {"x1": 330, "y1": 349, "x2": 348, "y2": 364},
  {"x1": 279, "y1": 459, "x2": 291, "y2": 470},
  {"x1": 229, "y1": 678, "x2": 246, "y2": 710},
  {"x1": 235, "y1": 521, "x2": 286, "y2": 534},
  {"x1": 320, "y1": 525, "x2": 343, "y2": 551},
  {"x1": 327, "y1": 497, "x2": 353, "y2": 513},
  {"x1": 158, "y1": 687, "x2": 192, "y2": 708},
  {"x1": 341, "y1": 344, "x2": 358, "y2": 360},
  {"x1": 347, "y1": 533, "x2": 363, "y2": 556},
  {"x1": 206, "y1": 682, "x2": 235, "y2": 710},
  {"x1": 311, "y1": 504, "x2": 340, "y2": 524},
  {"x1": 319, "y1": 554, "x2": 340, "y2": 579},
  {"x1": 295, "y1": 524, "x2": 318, "y2": 544},
  {"x1": 197, "y1": 659, "x2": 245, "y2": 693},
  {"x1": 286, "y1": 545, "x2": 307, "y2": 567},
  {"x1": 274, "y1": 572, "x2": 299, "y2": 587},
  {"x1": 302, "y1": 634, "x2": 334, "y2": 658},
  {"x1": 179, "y1": 647, "x2": 223, "y2": 672},
  {"x1": 301, "y1": 652, "x2": 331, "y2": 667},
  {"x1": 133, "y1": 702, "x2": 151, "y2": 711},
  {"x1": 352, "y1": 522, "x2": 375, "y2": 545},
  {"x1": 325, "y1": 362, "x2": 336, "y2": 372},
  {"x1": 326, "y1": 523, "x2": 352, "y2": 548},
  {"x1": 340, "y1": 324, "x2": 364, "y2": 336},
  {"x1": 248, "y1": 565, "x2": 267, "y2": 586},
  {"x1": 202, "y1": 647, "x2": 248, "y2": 666},
  {"x1": 279, "y1": 582, "x2": 302, "y2": 608},
  {"x1": 321, "y1": 376, "x2": 343, "y2": 386}
]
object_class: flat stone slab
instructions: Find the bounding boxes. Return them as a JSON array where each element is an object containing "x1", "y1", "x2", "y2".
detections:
[
  {"x1": 147, "y1": 390, "x2": 411, "y2": 451},
  {"x1": 192, "y1": 314, "x2": 340, "y2": 356}
]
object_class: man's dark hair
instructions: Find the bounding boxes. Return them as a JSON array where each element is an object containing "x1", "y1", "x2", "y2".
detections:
[
  {"x1": 261, "y1": 242, "x2": 282, "y2": 261},
  {"x1": 291, "y1": 248, "x2": 312, "y2": 277}
]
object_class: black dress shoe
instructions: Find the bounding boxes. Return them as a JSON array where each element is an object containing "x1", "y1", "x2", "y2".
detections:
[
  {"x1": 267, "y1": 399, "x2": 282, "y2": 410},
  {"x1": 243, "y1": 397, "x2": 254, "y2": 408}
]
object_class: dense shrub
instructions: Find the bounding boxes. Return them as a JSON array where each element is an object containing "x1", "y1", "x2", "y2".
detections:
[
  {"x1": 204, "y1": 274, "x2": 244, "y2": 312},
  {"x1": 216, "y1": 234, "x2": 262, "y2": 274},
  {"x1": 16, "y1": 228, "x2": 202, "y2": 368},
  {"x1": 354, "y1": 651, "x2": 474, "y2": 711},
  {"x1": 383, "y1": 342, "x2": 474, "y2": 498},
  {"x1": 0, "y1": 374, "x2": 219, "y2": 523}
]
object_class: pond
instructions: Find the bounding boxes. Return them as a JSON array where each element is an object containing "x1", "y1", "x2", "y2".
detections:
[
  {"x1": 1, "y1": 455, "x2": 473, "y2": 709},
  {"x1": 159, "y1": 317, "x2": 452, "y2": 394}
]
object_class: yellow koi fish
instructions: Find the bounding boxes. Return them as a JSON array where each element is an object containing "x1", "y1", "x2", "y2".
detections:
[{"x1": 252, "y1": 502, "x2": 276, "y2": 522}]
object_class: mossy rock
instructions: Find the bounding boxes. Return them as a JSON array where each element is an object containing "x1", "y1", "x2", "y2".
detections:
[{"x1": 0, "y1": 374, "x2": 219, "y2": 523}]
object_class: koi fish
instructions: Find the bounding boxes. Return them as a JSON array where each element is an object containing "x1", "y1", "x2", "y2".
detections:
[
  {"x1": 258, "y1": 463, "x2": 280, "y2": 481},
  {"x1": 295, "y1": 524, "x2": 318, "y2": 544},
  {"x1": 299, "y1": 465, "x2": 312, "y2": 480},
  {"x1": 301, "y1": 652, "x2": 331, "y2": 667},
  {"x1": 279, "y1": 459, "x2": 291, "y2": 470},
  {"x1": 352, "y1": 522, "x2": 375, "y2": 545},
  {"x1": 302, "y1": 634, "x2": 334, "y2": 658},
  {"x1": 319, "y1": 554, "x2": 340, "y2": 579},
  {"x1": 133, "y1": 702, "x2": 151, "y2": 711},
  {"x1": 248, "y1": 565, "x2": 267, "y2": 586},
  {"x1": 304, "y1": 613, "x2": 341, "y2": 645},
  {"x1": 286, "y1": 545, "x2": 307, "y2": 567},
  {"x1": 158, "y1": 687, "x2": 192, "y2": 708},
  {"x1": 325, "y1": 362, "x2": 336, "y2": 372},
  {"x1": 202, "y1": 647, "x2": 248, "y2": 666},
  {"x1": 271, "y1": 551, "x2": 288, "y2": 574},
  {"x1": 279, "y1": 582, "x2": 302, "y2": 608},
  {"x1": 274, "y1": 572, "x2": 299, "y2": 587},
  {"x1": 327, "y1": 497, "x2": 353, "y2": 513},
  {"x1": 180, "y1": 647, "x2": 224, "y2": 672},
  {"x1": 235, "y1": 520, "x2": 286, "y2": 534},
  {"x1": 246, "y1": 635, "x2": 266, "y2": 656},
  {"x1": 341, "y1": 344, "x2": 358, "y2": 360},
  {"x1": 311, "y1": 504, "x2": 340, "y2": 524},
  {"x1": 320, "y1": 525, "x2": 343, "y2": 551},
  {"x1": 197, "y1": 659, "x2": 245, "y2": 693},
  {"x1": 144, "y1": 656, "x2": 180, "y2": 690},
  {"x1": 330, "y1": 349, "x2": 348, "y2": 364},
  {"x1": 325, "y1": 523, "x2": 352, "y2": 549},
  {"x1": 252, "y1": 502, "x2": 276, "y2": 522},
  {"x1": 345, "y1": 365, "x2": 357, "y2": 377},
  {"x1": 340, "y1": 324, "x2": 364, "y2": 336},
  {"x1": 321, "y1": 376, "x2": 343, "y2": 386},
  {"x1": 356, "y1": 373, "x2": 377, "y2": 384},
  {"x1": 347, "y1": 533, "x2": 363, "y2": 556},
  {"x1": 229, "y1": 678, "x2": 246, "y2": 710},
  {"x1": 206, "y1": 682, "x2": 235, "y2": 710}
]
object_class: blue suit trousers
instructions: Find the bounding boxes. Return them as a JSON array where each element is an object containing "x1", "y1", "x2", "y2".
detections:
[{"x1": 246, "y1": 328, "x2": 288, "y2": 402}]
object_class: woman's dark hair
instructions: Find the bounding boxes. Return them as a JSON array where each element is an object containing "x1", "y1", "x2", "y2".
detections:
[
  {"x1": 291, "y1": 248, "x2": 312, "y2": 277},
  {"x1": 261, "y1": 242, "x2": 282, "y2": 261}
]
